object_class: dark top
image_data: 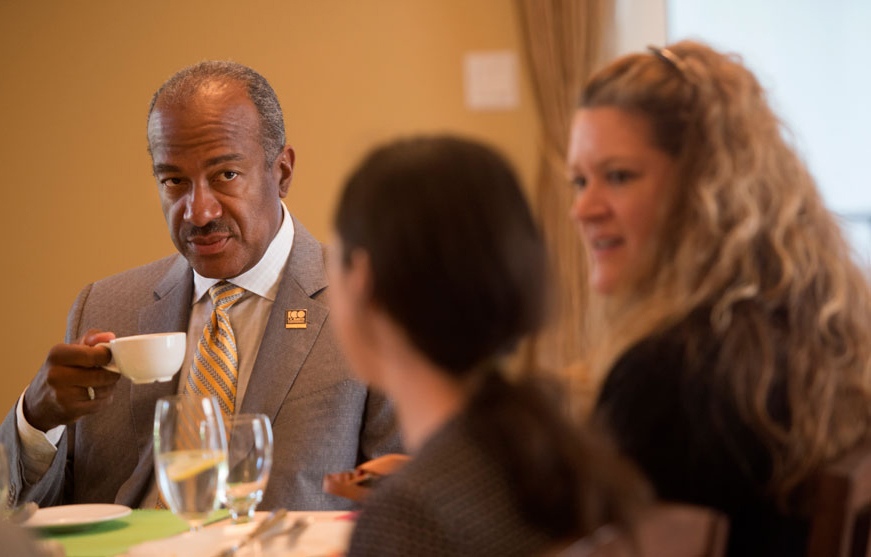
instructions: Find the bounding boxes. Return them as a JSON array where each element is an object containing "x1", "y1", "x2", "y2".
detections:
[
  {"x1": 347, "y1": 411, "x2": 553, "y2": 557},
  {"x1": 594, "y1": 311, "x2": 808, "y2": 556}
]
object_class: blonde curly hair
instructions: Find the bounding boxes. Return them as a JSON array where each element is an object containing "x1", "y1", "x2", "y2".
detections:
[{"x1": 580, "y1": 40, "x2": 871, "y2": 500}]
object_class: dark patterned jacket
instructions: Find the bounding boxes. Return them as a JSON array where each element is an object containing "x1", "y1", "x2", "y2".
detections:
[{"x1": 348, "y1": 411, "x2": 554, "y2": 556}]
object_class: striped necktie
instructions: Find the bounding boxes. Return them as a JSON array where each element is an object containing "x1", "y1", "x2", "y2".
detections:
[
  {"x1": 156, "y1": 284, "x2": 244, "y2": 510},
  {"x1": 186, "y1": 281, "x2": 246, "y2": 418}
]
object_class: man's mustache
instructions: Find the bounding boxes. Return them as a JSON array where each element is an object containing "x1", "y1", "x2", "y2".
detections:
[{"x1": 183, "y1": 220, "x2": 232, "y2": 238}]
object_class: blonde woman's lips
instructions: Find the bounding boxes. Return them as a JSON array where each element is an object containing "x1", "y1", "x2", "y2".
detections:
[
  {"x1": 588, "y1": 236, "x2": 624, "y2": 257},
  {"x1": 593, "y1": 237, "x2": 622, "y2": 249}
]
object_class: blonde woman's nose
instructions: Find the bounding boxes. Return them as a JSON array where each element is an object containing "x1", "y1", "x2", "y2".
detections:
[{"x1": 570, "y1": 183, "x2": 609, "y2": 222}]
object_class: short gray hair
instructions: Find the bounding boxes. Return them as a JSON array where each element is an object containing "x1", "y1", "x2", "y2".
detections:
[{"x1": 147, "y1": 61, "x2": 286, "y2": 164}]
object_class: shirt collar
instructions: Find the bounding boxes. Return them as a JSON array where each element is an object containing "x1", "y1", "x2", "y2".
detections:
[{"x1": 192, "y1": 202, "x2": 294, "y2": 304}]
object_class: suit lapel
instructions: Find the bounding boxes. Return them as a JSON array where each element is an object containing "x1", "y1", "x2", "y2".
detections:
[
  {"x1": 240, "y1": 217, "x2": 329, "y2": 422},
  {"x1": 115, "y1": 255, "x2": 192, "y2": 506}
]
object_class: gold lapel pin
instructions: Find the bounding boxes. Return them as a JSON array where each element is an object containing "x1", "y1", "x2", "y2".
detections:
[{"x1": 286, "y1": 309, "x2": 308, "y2": 329}]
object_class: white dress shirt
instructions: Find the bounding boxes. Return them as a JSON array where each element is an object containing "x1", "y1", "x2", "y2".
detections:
[{"x1": 16, "y1": 203, "x2": 295, "y2": 493}]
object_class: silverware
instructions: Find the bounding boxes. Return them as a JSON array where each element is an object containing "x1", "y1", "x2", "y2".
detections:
[
  {"x1": 214, "y1": 508, "x2": 288, "y2": 557},
  {"x1": 253, "y1": 515, "x2": 314, "y2": 552},
  {"x1": 283, "y1": 516, "x2": 314, "y2": 550}
]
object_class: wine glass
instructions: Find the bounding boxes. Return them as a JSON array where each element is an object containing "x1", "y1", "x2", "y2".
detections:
[
  {"x1": 153, "y1": 394, "x2": 228, "y2": 531},
  {"x1": 220, "y1": 413, "x2": 273, "y2": 523}
]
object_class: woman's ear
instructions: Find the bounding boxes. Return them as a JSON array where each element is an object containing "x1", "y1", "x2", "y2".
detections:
[{"x1": 345, "y1": 248, "x2": 375, "y2": 309}]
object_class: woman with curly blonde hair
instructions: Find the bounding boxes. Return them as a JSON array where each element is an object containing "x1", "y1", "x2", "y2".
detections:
[{"x1": 567, "y1": 40, "x2": 871, "y2": 555}]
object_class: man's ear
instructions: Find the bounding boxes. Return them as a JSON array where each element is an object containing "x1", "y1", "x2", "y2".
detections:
[{"x1": 275, "y1": 145, "x2": 295, "y2": 198}]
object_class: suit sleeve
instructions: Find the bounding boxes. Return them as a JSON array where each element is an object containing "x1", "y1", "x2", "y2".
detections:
[{"x1": 0, "y1": 284, "x2": 93, "y2": 506}]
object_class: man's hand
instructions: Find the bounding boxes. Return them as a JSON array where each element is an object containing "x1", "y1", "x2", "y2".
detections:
[{"x1": 23, "y1": 329, "x2": 121, "y2": 432}]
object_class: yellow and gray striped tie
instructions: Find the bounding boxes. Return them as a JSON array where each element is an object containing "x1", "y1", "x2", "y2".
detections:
[
  {"x1": 156, "y1": 284, "x2": 244, "y2": 510},
  {"x1": 186, "y1": 281, "x2": 246, "y2": 418}
]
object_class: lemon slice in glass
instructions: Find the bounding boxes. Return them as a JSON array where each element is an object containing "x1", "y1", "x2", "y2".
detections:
[{"x1": 165, "y1": 450, "x2": 225, "y2": 482}]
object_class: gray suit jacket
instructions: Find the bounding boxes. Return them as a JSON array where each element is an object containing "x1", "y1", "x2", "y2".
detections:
[{"x1": 0, "y1": 217, "x2": 401, "y2": 510}]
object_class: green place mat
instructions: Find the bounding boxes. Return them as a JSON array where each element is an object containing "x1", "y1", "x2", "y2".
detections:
[{"x1": 37, "y1": 509, "x2": 228, "y2": 557}]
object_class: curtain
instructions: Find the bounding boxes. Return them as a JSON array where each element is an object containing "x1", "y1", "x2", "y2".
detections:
[{"x1": 514, "y1": 0, "x2": 614, "y2": 416}]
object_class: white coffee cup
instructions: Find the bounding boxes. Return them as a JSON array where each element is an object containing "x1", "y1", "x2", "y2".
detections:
[{"x1": 98, "y1": 332, "x2": 186, "y2": 384}]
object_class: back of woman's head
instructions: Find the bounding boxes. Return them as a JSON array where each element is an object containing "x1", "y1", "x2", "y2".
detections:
[
  {"x1": 581, "y1": 41, "x2": 871, "y2": 498},
  {"x1": 335, "y1": 136, "x2": 547, "y2": 374},
  {"x1": 337, "y1": 136, "x2": 651, "y2": 540}
]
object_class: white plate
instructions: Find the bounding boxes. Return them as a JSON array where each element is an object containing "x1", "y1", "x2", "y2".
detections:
[{"x1": 22, "y1": 503, "x2": 132, "y2": 530}]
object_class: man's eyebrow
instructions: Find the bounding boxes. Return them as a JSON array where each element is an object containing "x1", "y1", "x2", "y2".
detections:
[
  {"x1": 152, "y1": 154, "x2": 245, "y2": 176},
  {"x1": 205, "y1": 153, "x2": 245, "y2": 167},
  {"x1": 153, "y1": 163, "x2": 180, "y2": 175}
]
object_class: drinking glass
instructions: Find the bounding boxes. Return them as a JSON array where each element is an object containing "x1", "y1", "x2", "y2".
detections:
[
  {"x1": 153, "y1": 394, "x2": 228, "y2": 531},
  {"x1": 220, "y1": 413, "x2": 273, "y2": 523},
  {"x1": 0, "y1": 445, "x2": 10, "y2": 514}
]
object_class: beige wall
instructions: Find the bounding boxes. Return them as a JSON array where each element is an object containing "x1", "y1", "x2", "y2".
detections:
[{"x1": 0, "y1": 0, "x2": 539, "y2": 411}]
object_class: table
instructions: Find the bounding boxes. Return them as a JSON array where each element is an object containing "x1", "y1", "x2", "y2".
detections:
[
  {"x1": 36, "y1": 510, "x2": 216, "y2": 557},
  {"x1": 36, "y1": 509, "x2": 354, "y2": 557}
]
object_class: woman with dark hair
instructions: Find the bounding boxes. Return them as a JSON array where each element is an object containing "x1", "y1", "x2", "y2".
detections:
[
  {"x1": 330, "y1": 136, "x2": 648, "y2": 556},
  {"x1": 568, "y1": 41, "x2": 871, "y2": 555}
]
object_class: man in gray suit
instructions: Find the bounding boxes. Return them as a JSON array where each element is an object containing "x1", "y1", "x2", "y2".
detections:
[{"x1": 0, "y1": 62, "x2": 400, "y2": 510}]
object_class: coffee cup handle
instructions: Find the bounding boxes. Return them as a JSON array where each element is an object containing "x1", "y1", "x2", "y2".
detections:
[{"x1": 96, "y1": 342, "x2": 120, "y2": 373}]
